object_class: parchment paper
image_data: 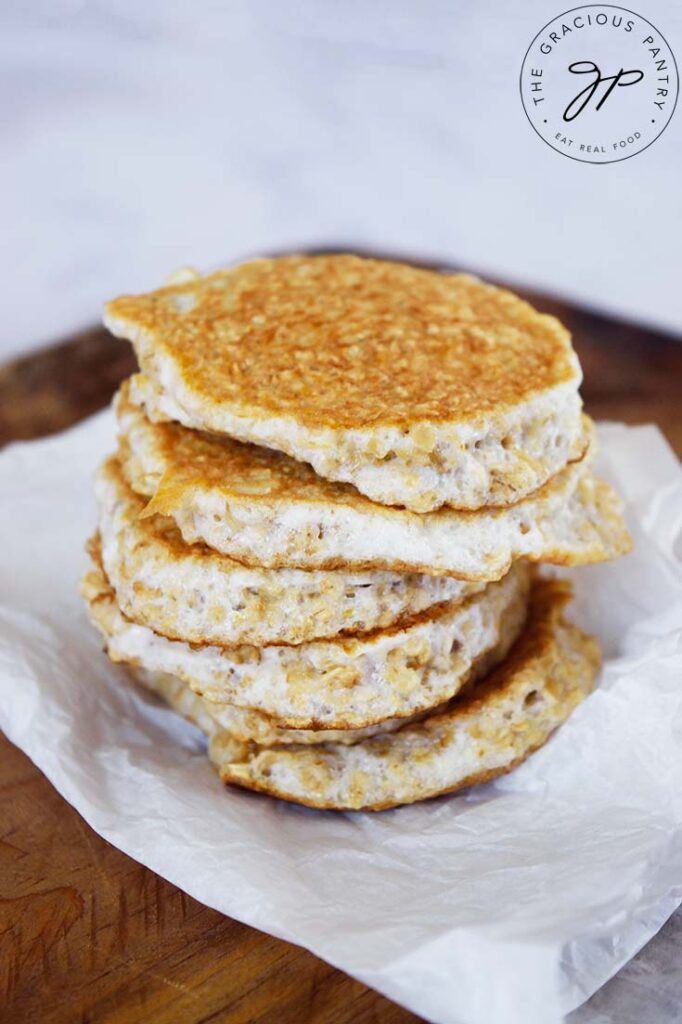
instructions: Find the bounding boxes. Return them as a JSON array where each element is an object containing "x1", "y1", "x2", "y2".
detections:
[{"x1": 0, "y1": 411, "x2": 681, "y2": 1024}]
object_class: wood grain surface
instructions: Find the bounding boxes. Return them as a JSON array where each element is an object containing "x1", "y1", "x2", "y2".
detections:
[{"x1": 1, "y1": 259, "x2": 681, "y2": 1024}]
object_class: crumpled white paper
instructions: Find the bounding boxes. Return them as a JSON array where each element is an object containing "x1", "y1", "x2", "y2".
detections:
[{"x1": 0, "y1": 411, "x2": 681, "y2": 1024}]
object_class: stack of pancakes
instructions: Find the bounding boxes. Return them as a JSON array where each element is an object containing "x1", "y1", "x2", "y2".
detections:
[{"x1": 81, "y1": 255, "x2": 631, "y2": 811}]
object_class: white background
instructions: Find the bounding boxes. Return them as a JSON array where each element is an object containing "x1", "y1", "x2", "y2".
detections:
[{"x1": 1, "y1": 0, "x2": 682, "y2": 363}]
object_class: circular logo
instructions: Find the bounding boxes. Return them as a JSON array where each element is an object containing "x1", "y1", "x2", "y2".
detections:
[{"x1": 520, "y1": 5, "x2": 678, "y2": 163}]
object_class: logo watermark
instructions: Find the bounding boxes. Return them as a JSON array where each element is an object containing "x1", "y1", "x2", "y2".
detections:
[{"x1": 520, "y1": 5, "x2": 678, "y2": 163}]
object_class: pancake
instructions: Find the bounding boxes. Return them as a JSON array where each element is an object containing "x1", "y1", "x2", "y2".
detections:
[
  {"x1": 117, "y1": 380, "x2": 631, "y2": 579},
  {"x1": 81, "y1": 552, "x2": 530, "y2": 730},
  {"x1": 97, "y1": 455, "x2": 482, "y2": 648},
  {"x1": 131, "y1": 666, "x2": 439, "y2": 746},
  {"x1": 210, "y1": 578, "x2": 600, "y2": 811},
  {"x1": 103, "y1": 255, "x2": 585, "y2": 513}
]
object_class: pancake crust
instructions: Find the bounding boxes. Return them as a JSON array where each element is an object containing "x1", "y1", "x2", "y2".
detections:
[
  {"x1": 117, "y1": 381, "x2": 632, "y2": 579},
  {"x1": 97, "y1": 456, "x2": 481, "y2": 647},
  {"x1": 81, "y1": 551, "x2": 530, "y2": 730},
  {"x1": 210, "y1": 579, "x2": 600, "y2": 811},
  {"x1": 104, "y1": 256, "x2": 584, "y2": 512}
]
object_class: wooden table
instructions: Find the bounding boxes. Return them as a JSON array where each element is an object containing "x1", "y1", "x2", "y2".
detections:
[{"x1": 1, "y1": 265, "x2": 681, "y2": 1024}]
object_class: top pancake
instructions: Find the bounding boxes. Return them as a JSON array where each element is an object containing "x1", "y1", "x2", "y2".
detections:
[{"x1": 104, "y1": 255, "x2": 585, "y2": 512}]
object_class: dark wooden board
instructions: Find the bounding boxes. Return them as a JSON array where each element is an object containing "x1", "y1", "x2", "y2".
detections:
[{"x1": 1, "y1": 259, "x2": 681, "y2": 1024}]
